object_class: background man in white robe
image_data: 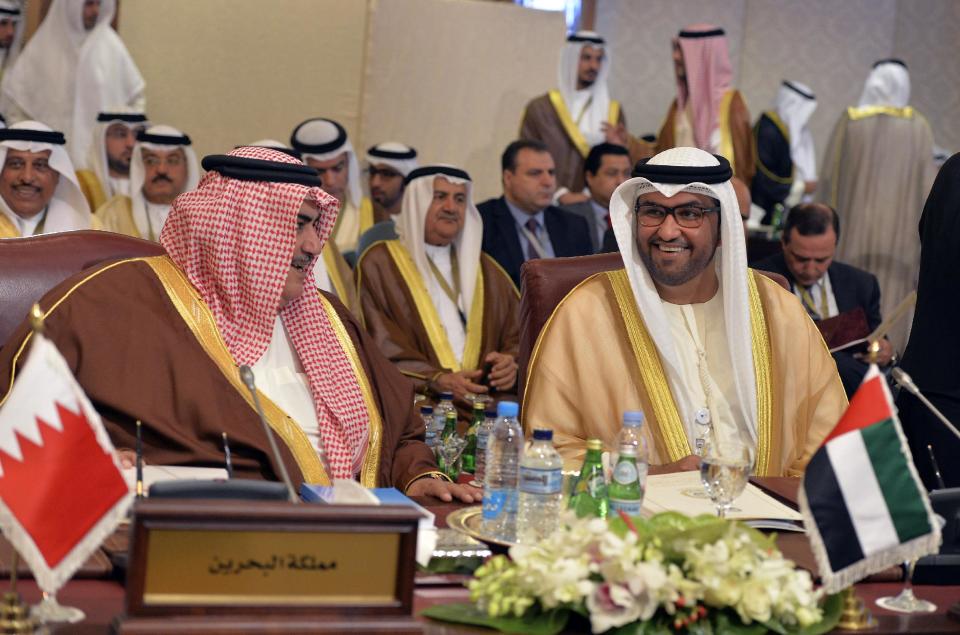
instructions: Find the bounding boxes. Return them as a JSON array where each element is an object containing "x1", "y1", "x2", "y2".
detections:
[{"x1": 0, "y1": 0, "x2": 145, "y2": 166}]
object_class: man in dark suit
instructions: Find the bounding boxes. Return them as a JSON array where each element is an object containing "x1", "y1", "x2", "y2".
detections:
[
  {"x1": 561, "y1": 143, "x2": 632, "y2": 252},
  {"x1": 478, "y1": 140, "x2": 593, "y2": 288},
  {"x1": 755, "y1": 203, "x2": 893, "y2": 396}
]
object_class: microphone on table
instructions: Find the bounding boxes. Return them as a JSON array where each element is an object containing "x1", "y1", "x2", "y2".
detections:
[
  {"x1": 222, "y1": 432, "x2": 234, "y2": 479},
  {"x1": 239, "y1": 365, "x2": 300, "y2": 504},
  {"x1": 891, "y1": 368, "x2": 960, "y2": 443}
]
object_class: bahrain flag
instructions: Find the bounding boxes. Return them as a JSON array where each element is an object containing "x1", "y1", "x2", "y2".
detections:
[{"x1": 0, "y1": 333, "x2": 131, "y2": 594}]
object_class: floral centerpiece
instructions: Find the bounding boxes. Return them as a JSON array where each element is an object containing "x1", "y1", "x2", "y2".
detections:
[{"x1": 423, "y1": 511, "x2": 841, "y2": 634}]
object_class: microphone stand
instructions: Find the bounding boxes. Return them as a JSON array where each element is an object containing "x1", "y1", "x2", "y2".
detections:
[{"x1": 239, "y1": 365, "x2": 299, "y2": 504}]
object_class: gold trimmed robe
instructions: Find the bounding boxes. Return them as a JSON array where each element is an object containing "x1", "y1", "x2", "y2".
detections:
[
  {"x1": 655, "y1": 90, "x2": 756, "y2": 185},
  {"x1": 0, "y1": 256, "x2": 439, "y2": 489},
  {"x1": 520, "y1": 92, "x2": 653, "y2": 193},
  {"x1": 356, "y1": 241, "x2": 520, "y2": 397},
  {"x1": 523, "y1": 269, "x2": 846, "y2": 476}
]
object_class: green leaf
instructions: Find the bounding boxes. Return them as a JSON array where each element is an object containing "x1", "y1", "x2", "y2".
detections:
[
  {"x1": 420, "y1": 602, "x2": 569, "y2": 635},
  {"x1": 713, "y1": 610, "x2": 767, "y2": 634}
]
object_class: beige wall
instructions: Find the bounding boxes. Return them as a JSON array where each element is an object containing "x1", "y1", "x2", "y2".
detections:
[
  {"x1": 361, "y1": 0, "x2": 564, "y2": 199},
  {"x1": 119, "y1": 0, "x2": 368, "y2": 162},
  {"x1": 597, "y1": 0, "x2": 957, "y2": 168}
]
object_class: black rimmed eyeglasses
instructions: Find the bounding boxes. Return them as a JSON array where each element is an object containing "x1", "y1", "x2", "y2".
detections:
[{"x1": 634, "y1": 203, "x2": 721, "y2": 228}]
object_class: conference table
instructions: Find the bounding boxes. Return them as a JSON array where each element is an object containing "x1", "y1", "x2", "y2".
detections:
[{"x1": 6, "y1": 478, "x2": 959, "y2": 634}]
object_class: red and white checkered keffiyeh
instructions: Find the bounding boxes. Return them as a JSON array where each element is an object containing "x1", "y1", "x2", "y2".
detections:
[{"x1": 159, "y1": 146, "x2": 369, "y2": 479}]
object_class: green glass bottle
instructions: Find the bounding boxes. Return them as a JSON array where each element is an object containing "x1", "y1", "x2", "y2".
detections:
[
  {"x1": 461, "y1": 401, "x2": 484, "y2": 474},
  {"x1": 438, "y1": 411, "x2": 459, "y2": 478},
  {"x1": 568, "y1": 438, "x2": 609, "y2": 518}
]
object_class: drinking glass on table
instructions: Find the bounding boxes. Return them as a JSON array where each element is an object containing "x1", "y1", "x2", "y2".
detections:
[
  {"x1": 437, "y1": 433, "x2": 467, "y2": 481},
  {"x1": 700, "y1": 438, "x2": 752, "y2": 518}
]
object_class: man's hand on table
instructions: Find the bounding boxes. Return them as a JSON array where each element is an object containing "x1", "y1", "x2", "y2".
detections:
[
  {"x1": 407, "y1": 478, "x2": 482, "y2": 503},
  {"x1": 648, "y1": 454, "x2": 701, "y2": 475}
]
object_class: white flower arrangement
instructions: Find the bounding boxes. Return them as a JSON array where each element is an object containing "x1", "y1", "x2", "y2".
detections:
[{"x1": 424, "y1": 511, "x2": 841, "y2": 634}]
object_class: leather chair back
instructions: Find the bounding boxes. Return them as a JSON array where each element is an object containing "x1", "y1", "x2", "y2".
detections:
[
  {"x1": 517, "y1": 253, "x2": 622, "y2": 401},
  {"x1": 516, "y1": 253, "x2": 791, "y2": 401},
  {"x1": 0, "y1": 231, "x2": 165, "y2": 347}
]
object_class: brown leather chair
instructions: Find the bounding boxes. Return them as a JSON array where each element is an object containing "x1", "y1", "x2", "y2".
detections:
[
  {"x1": 516, "y1": 253, "x2": 791, "y2": 401},
  {"x1": 0, "y1": 230, "x2": 165, "y2": 347}
]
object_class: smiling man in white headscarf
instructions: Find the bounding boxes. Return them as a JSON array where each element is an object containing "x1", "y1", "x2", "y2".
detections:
[
  {"x1": 817, "y1": 59, "x2": 935, "y2": 351},
  {"x1": 357, "y1": 165, "x2": 519, "y2": 409},
  {"x1": 751, "y1": 81, "x2": 818, "y2": 224},
  {"x1": 76, "y1": 109, "x2": 147, "y2": 211},
  {"x1": 94, "y1": 124, "x2": 198, "y2": 241},
  {"x1": 0, "y1": 120, "x2": 92, "y2": 238},
  {"x1": 0, "y1": 0, "x2": 145, "y2": 166},
  {"x1": 520, "y1": 31, "x2": 651, "y2": 203},
  {"x1": 290, "y1": 117, "x2": 373, "y2": 256},
  {"x1": 524, "y1": 147, "x2": 846, "y2": 476}
]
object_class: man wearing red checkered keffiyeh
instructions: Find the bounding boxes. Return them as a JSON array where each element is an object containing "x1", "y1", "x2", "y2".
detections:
[{"x1": 0, "y1": 146, "x2": 481, "y2": 501}]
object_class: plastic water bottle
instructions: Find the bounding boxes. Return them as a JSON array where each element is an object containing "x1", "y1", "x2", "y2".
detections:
[
  {"x1": 609, "y1": 411, "x2": 649, "y2": 516},
  {"x1": 482, "y1": 401, "x2": 523, "y2": 541},
  {"x1": 474, "y1": 407, "x2": 496, "y2": 485},
  {"x1": 610, "y1": 410, "x2": 645, "y2": 467},
  {"x1": 433, "y1": 392, "x2": 455, "y2": 443},
  {"x1": 517, "y1": 429, "x2": 563, "y2": 543},
  {"x1": 421, "y1": 405, "x2": 436, "y2": 448}
]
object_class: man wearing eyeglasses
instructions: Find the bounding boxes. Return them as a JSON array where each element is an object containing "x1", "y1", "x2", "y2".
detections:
[
  {"x1": 524, "y1": 147, "x2": 846, "y2": 477},
  {"x1": 94, "y1": 124, "x2": 198, "y2": 241}
]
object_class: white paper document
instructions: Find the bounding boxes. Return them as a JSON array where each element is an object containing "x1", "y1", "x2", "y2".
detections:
[{"x1": 642, "y1": 472, "x2": 802, "y2": 522}]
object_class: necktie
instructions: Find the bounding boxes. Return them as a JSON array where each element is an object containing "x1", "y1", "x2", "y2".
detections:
[{"x1": 525, "y1": 218, "x2": 541, "y2": 261}]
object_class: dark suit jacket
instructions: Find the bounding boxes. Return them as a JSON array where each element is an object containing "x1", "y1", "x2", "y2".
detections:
[
  {"x1": 754, "y1": 252, "x2": 882, "y2": 330},
  {"x1": 560, "y1": 200, "x2": 604, "y2": 253},
  {"x1": 478, "y1": 196, "x2": 593, "y2": 288}
]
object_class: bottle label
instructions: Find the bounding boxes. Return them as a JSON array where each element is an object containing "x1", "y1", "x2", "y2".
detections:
[
  {"x1": 483, "y1": 489, "x2": 507, "y2": 520},
  {"x1": 519, "y1": 467, "x2": 562, "y2": 495},
  {"x1": 609, "y1": 498, "x2": 642, "y2": 516},
  {"x1": 613, "y1": 461, "x2": 638, "y2": 485}
]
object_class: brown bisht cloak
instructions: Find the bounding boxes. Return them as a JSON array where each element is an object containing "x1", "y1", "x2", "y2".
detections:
[
  {"x1": 0, "y1": 256, "x2": 440, "y2": 491},
  {"x1": 356, "y1": 241, "x2": 520, "y2": 400},
  {"x1": 655, "y1": 90, "x2": 755, "y2": 185},
  {"x1": 519, "y1": 92, "x2": 653, "y2": 193}
]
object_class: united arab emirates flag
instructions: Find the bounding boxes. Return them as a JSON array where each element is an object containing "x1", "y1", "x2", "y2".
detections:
[{"x1": 799, "y1": 365, "x2": 941, "y2": 593}]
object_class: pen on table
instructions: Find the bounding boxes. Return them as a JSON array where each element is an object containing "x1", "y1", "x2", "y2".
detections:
[
  {"x1": 926, "y1": 444, "x2": 946, "y2": 490},
  {"x1": 223, "y1": 432, "x2": 233, "y2": 479},
  {"x1": 135, "y1": 420, "x2": 144, "y2": 499}
]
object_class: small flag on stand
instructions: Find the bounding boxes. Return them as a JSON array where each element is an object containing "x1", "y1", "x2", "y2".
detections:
[
  {"x1": 0, "y1": 332, "x2": 131, "y2": 595},
  {"x1": 799, "y1": 365, "x2": 941, "y2": 593}
]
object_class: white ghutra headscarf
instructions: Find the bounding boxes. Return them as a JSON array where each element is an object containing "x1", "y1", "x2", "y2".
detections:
[
  {"x1": 858, "y1": 59, "x2": 910, "y2": 109},
  {"x1": 0, "y1": 120, "x2": 91, "y2": 235},
  {"x1": 557, "y1": 31, "x2": 611, "y2": 148},
  {"x1": 774, "y1": 80, "x2": 817, "y2": 183}
]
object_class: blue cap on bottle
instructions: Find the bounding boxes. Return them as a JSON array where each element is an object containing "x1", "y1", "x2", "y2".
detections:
[
  {"x1": 438, "y1": 392, "x2": 453, "y2": 400},
  {"x1": 497, "y1": 401, "x2": 519, "y2": 418},
  {"x1": 623, "y1": 410, "x2": 645, "y2": 427},
  {"x1": 533, "y1": 429, "x2": 553, "y2": 441},
  {"x1": 420, "y1": 405, "x2": 433, "y2": 413}
]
